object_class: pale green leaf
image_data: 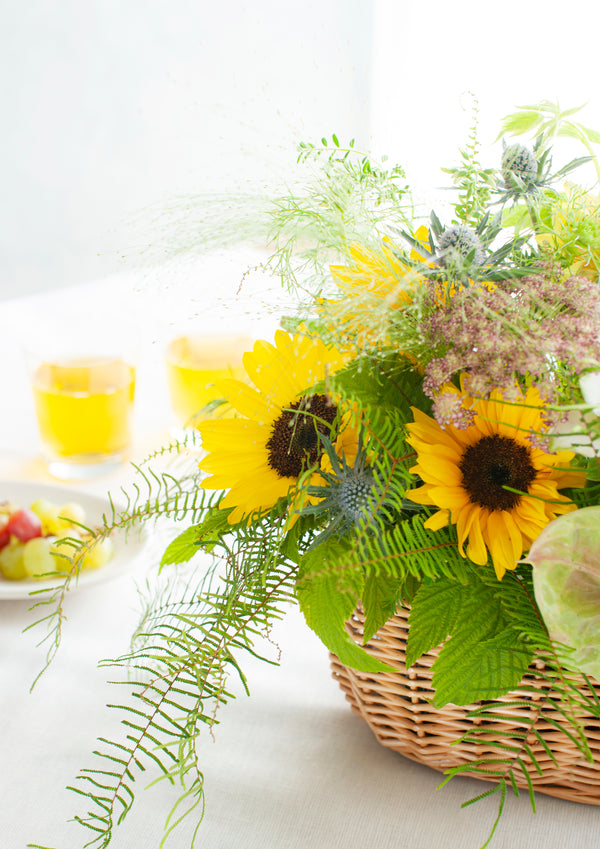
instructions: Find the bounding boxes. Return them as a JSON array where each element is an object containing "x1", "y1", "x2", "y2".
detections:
[{"x1": 161, "y1": 526, "x2": 206, "y2": 566}]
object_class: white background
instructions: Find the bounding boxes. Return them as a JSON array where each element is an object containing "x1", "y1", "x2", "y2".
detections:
[
  {"x1": 3, "y1": 0, "x2": 600, "y2": 301},
  {"x1": 1, "y1": 0, "x2": 372, "y2": 299}
]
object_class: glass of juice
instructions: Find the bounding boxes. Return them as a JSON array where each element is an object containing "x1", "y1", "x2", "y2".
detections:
[
  {"x1": 31, "y1": 355, "x2": 136, "y2": 479},
  {"x1": 165, "y1": 334, "x2": 252, "y2": 437}
]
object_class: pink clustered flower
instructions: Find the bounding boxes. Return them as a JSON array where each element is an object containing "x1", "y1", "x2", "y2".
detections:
[
  {"x1": 421, "y1": 265, "x2": 600, "y2": 427},
  {"x1": 431, "y1": 391, "x2": 475, "y2": 429}
]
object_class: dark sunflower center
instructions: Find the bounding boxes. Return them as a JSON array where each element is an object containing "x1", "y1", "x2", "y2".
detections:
[
  {"x1": 459, "y1": 433, "x2": 537, "y2": 511},
  {"x1": 266, "y1": 394, "x2": 338, "y2": 478}
]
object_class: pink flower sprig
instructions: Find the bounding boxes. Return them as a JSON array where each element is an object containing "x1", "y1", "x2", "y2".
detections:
[{"x1": 421, "y1": 265, "x2": 600, "y2": 426}]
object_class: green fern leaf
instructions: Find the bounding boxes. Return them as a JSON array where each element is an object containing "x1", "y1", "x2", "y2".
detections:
[{"x1": 407, "y1": 573, "x2": 534, "y2": 706}]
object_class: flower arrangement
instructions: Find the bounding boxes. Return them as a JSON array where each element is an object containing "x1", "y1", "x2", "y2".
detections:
[{"x1": 33, "y1": 100, "x2": 600, "y2": 848}]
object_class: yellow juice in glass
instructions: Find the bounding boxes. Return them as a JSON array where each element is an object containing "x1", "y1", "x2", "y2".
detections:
[
  {"x1": 32, "y1": 357, "x2": 136, "y2": 460},
  {"x1": 165, "y1": 335, "x2": 251, "y2": 427}
]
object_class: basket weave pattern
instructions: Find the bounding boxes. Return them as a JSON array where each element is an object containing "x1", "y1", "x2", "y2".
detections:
[{"x1": 330, "y1": 606, "x2": 600, "y2": 805}]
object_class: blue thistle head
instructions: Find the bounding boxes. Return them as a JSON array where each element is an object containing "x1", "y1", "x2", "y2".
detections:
[
  {"x1": 331, "y1": 464, "x2": 378, "y2": 525},
  {"x1": 298, "y1": 432, "x2": 393, "y2": 541},
  {"x1": 437, "y1": 224, "x2": 485, "y2": 269},
  {"x1": 501, "y1": 142, "x2": 538, "y2": 191}
]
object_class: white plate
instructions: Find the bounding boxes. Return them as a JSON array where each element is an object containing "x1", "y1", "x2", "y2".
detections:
[{"x1": 0, "y1": 480, "x2": 151, "y2": 600}]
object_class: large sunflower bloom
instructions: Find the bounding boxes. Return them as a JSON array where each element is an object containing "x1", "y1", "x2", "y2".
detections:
[
  {"x1": 198, "y1": 330, "x2": 358, "y2": 525},
  {"x1": 405, "y1": 381, "x2": 586, "y2": 579}
]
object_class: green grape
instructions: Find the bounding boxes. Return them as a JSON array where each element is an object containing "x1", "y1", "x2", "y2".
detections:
[
  {"x1": 23, "y1": 537, "x2": 59, "y2": 578},
  {"x1": 56, "y1": 501, "x2": 87, "y2": 531},
  {"x1": 30, "y1": 498, "x2": 87, "y2": 535},
  {"x1": 30, "y1": 498, "x2": 62, "y2": 535},
  {"x1": 0, "y1": 539, "x2": 28, "y2": 580},
  {"x1": 0, "y1": 497, "x2": 111, "y2": 582},
  {"x1": 80, "y1": 536, "x2": 114, "y2": 571}
]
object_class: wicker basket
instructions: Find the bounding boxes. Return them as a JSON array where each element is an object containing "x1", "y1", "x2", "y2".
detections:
[{"x1": 330, "y1": 606, "x2": 600, "y2": 805}]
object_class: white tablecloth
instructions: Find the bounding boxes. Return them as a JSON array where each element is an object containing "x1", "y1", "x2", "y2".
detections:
[{"x1": 0, "y1": 259, "x2": 598, "y2": 849}]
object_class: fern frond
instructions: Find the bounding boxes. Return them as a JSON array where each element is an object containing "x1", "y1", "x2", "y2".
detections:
[{"x1": 62, "y1": 509, "x2": 299, "y2": 847}]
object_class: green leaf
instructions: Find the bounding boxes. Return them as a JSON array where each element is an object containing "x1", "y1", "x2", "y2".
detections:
[
  {"x1": 160, "y1": 509, "x2": 232, "y2": 565},
  {"x1": 362, "y1": 571, "x2": 403, "y2": 643},
  {"x1": 432, "y1": 627, "x2": 533, "y2": 707},
  {"x1": 581, "y1": 125, "x2": 600, "y2": 144},
  {"x1": 405, "y1": 579, "x2": 462, "y2": 667},
  {"x1": 279, "y1": 514, "x2": 316, "y2": 564},
  {"x1": 332, "y1": 353, "x2": 432, "y2": 419},
  {"x1": 501, "y1": 203, "x2": 530, "y2": 230},
  {"x1": 161, "y1": 526, "x2": 206, "y2": 566},
  {"x1": 499, "y1": 110, "x2": 543, "y2": 137},
  {"x1": 296, "y1": 544, "x2": 394, "y2": 673}
]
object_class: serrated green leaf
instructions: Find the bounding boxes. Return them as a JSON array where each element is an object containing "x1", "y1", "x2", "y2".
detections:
[
  {"x1": 432, "y1": 627, "x2": 533, "y2": 708},
  {"x1": 501, "y1": 204, "x2": 530, "y2": 230},
  {"x1": 497, "y1": 110, "x2": 543, "y2": 139},
  {"x1": 557, "y1": 103, "x2": 587, "y2": 118},
  {"x1": 581, "y1": 126, "x2": 600, "y2": 144},
  {"x1": 408, "y1": 571, "x2": 534, "y2": 706},
  {"x1": 279, "y1": 514, "x2": 316, "y2": 564},
  {"x1": 296, "y1": 544, "x2": 394, "y2": 673},
  {"x1": 405, "y1": 579, "x2": 462, "y2": 667},
  {"x1": 361, "y1": 571, "x2": 403, "y2": 643}
]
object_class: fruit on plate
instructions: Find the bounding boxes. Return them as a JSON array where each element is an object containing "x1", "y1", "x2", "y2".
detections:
[{"x1": 0, "y1": 497, "x2": 114, "y2": 581}]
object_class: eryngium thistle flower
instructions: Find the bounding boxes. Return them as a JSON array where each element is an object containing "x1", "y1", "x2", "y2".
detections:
[
  {"x1": 437, "y1": 224, "x2": 485, "y2": 268},
  {"x1": 334, "y1": 466, "x2": 377, "y2": 524},
  {"x1": 299, "y1": 434, "x2": 393, "y2": 540},
  {"x1": 501, "y1": 142, "x2": 538, "y2": 190}
]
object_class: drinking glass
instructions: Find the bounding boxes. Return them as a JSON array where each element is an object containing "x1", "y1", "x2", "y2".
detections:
[
  {"x1": 165, "y1": 334, "x2": 252, "y2": 436},
  {"x1": 28, "y1": 338, "x2": 136, "y2": 480}
]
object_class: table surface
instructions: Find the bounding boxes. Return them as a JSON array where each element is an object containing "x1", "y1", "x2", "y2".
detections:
[{"x1": 0, "y1": 257, "x2": 598, "y2": 849}]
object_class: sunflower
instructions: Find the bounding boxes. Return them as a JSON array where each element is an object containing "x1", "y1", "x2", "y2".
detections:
[
  {"x1": 319, "y1": 238, "x2": 423, "y2": 351},
  {"x1": 405, "y1": 380, "x2": 586, "y2": 579},
  {"x1": 198, "y1": 330, "x2": 358, "y2": 525}
]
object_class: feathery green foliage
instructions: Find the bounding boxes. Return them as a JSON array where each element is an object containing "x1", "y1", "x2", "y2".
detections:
[{"x1": 265, "y1": 136, "x2": 412, "y2": 295}]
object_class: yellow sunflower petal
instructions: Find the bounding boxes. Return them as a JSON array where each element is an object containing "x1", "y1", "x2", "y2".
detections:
[
  {"x1": 426, "y1": 484, "x2": 470, "y2": 512},
  {"x1": 198, "y1": 417, "x2": 267, "y2": 446},
  {"x1": 485, "y1": 511, "x2": 521, "y2": 579},
  {"x1": 405, "y1": 484, "x2": 435, "y2": 506},
  {"x1": 465, "y1": 509, "x2": 488, "y2": 566},
  {"x1": 219, "y1": 471, "x2": 292, "y2": 513},
  {"x1": 424, "y1": 509, "x2": 449, "y2": 531},
  {"x1": 412, "y1": 454, "x2": 463, "y2": 487},
  {"x1": 213, "y1": 378, "x2": 275, "y2": 423}
]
